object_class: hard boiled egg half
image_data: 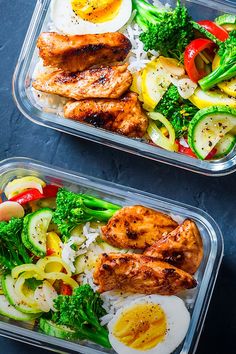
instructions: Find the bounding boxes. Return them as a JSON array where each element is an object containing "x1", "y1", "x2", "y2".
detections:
[
  {"x1": 108, "y1": 295, "x2": 190, "y2": 354},
  {"x1": 51, "y1": 0, "x2": 132, "y2": 35}
]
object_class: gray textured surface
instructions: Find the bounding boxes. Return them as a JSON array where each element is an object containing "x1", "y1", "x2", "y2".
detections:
[{"x1": 0, "y1": 0, "x2": 236, "y2": 353}]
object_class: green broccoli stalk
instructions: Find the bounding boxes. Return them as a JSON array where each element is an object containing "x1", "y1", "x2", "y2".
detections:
[
  {"x1": 199, "y1": 30, "x2": 236, "y2": 90},
  {"x1": 155, "y1": 85, "x2": 198, "y2": 138},
  {"x1": 51, "y1": 284, "x2": 111, "y2": 348},
  {"x1": 132, "y1": 0, "x2": 194, "y2": 61},
  {"x1": 53, "y1": 188, "x2": 121, "y2": 239},
  {"x1": 0, "y1": 218, "x2": 32, "y2": 272}
]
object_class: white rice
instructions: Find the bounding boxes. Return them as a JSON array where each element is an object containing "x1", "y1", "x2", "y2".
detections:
[
  {"x1": 169, "y1": 213, "x2": 185, "y2": 225},
  {"x1": 31, "y1": 60, "x2": 68, "y2": 114},
  {"x1": 61, "y1": 222, "x2": 101, "y2": 272},
  {"x1": 82, "y1": 222, "x2": 100, "y2": 249},
  {"x1": 80, "y1": 269, "x2": 98, "y2": 292}
]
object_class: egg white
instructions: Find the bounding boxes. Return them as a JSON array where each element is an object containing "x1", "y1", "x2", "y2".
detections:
[
  {"x1": 108, "y1": 295, "x2": 190, "y2": 354},
  {"x1": 51, "y1": 0, "x2": 132, "y2": 35}
]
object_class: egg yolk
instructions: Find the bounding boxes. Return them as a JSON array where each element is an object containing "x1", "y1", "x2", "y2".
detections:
[
  {"x1": 112, "y1": 303, "x2": 167, "y2": 351},
  {"x1": 71, "y1": 0, "x2": 122, "y2": 23}
]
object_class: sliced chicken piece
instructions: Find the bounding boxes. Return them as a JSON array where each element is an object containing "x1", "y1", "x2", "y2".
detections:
[
  {"x1": 32, "y1": 64, "x2": 132, "y2": 100},
  {"x1": 101, "y1": 205, "x2": 178, "y2": 249},
  {"x1": 64, "y1": 93, "x2": 148, "y2": 138},
  {"x1": 33, "y1": 64, "x2": 132, "y2": 100},
  {"x1": 37, "y1": 32, "x2": 132, "y2": 72},
  {"x1": 144, "y1": 219, "x2": 203, "y2": 275},
  {"x1": 93, "y1": 253, "x2": 197, "y2": 295}
]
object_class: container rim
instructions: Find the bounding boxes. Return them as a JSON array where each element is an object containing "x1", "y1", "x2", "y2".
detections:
[{"x1": 12, "y1": 0, "x2": 236, "y2": 177}]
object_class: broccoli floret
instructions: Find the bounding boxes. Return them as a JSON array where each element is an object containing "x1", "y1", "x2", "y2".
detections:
[
  {"x1": 199, "y1": 30, "x2": 236, "y2": 90},
  {"x1": 51, "y1": 284, "x2": 111, "y2": 348},
  {"x1": 155, "y1": 86, "x2": 198, "y2": 138},
  {"x1": 0, "y1": 218, "x2": 32, "y2": 272},
  {"x1": 132, "y1": 0, "x2": 194, "y2": 61},
  {"x1": 53, "y1": 188, "x2": 121, "y2": 239}
]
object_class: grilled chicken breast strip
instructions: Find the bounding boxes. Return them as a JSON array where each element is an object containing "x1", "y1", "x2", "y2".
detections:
[
  {"x1": 64, "y1": 93, "x2": 148, "y2": 138},
  {"x1": 101, "y1": 205, "x2": 178, "y2": 249},
  {"x1": 32, "y1": 64, "x2": 132, "y2": 100},
  {"x1": 144, "y1": 219, "x2": 203, "y2": 275},
  {"x1": 94, "y1": 253, "x2": 197, "y2": 295},
  {"x1": 37, "y1": 32, "x2": 132, "y2": 72}
]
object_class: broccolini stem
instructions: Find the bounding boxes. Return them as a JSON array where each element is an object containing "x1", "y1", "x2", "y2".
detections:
[
  {"x1": 0, "y1": 256, "x2": 14, "y2": 271},
  {"x1": 78, "y1": 326, "x2": 111, "y2": 348},
  {"x1": 18, "y1": 244, "x2": 32, "y2": 264},
  {"x1": 199, "y1": 62, "x2": 236, "y2": 91},
  {"x1": 72, "y1": 206, "x2": 118, "y2": 221},
  {"x1": 80, "y1": 194, "x2": 121, "y2": 211}
]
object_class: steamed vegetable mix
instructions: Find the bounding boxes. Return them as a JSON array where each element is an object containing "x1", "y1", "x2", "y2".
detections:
[
  {"x1": 131, "y1": 0, "x2": 236, "y2": 159},
  {"x1": 0, "y1": 218, "x2": 32, "y2": 272},
  {"x1": 132, "y1": 0, "x2": 194, "y2": 61},
  {"x1": 0, "y1": 178, "x2": 119, "y2": 348},
  {"x1": 155, "y1": 86, "x2": 199, "y2": 138},
  {"x1": 184, "y1": 38, "x2": 215, "y2": 83},
  {"x1": 199, "y1": 30, "x2": 236, "y2": 91},
  {"x1": 53, "y1": 188, "x2": 121, "y2": 240},
  {"x1": 47, "y1": 284, "x2": 111, "y2": 348}
]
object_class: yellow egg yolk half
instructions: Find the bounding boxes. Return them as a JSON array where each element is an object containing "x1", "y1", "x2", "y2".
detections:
[
  {"x1": 113, "y1": 303, "x2": 167, "y2": 350},
  {"x1": 71, "y1": 0, "x2": 122, "y2": 23}
]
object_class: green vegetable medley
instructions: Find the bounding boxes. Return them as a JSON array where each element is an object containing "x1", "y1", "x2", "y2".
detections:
[
  {"x1": 133, "y1": 0, "x2": 194, "y2": 61},
  {"x1": 0, "y1": 182, "x2": 120, "y2": 348},
  {"x1": 199, "y1": 30, "x2": 236, "y2": 91},
  {"x1": 131, "y1": 0, "x2": 236, "y2": 160},
  {"x1": 155, "y1": 85, "x2": 198, "y2": 138},
  {"x1": 0, "y1": 218, "x2": 32, "y2": 272},
  {"x1": 51, "y1": 284, "x2": 111, "y2": 348},
  {"x1": 53, "y1": 188, "x2": 120, "y2": 240}
]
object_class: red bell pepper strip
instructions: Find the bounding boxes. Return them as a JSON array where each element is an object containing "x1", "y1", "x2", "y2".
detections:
[
  {"x1": 8, "y1": 185, "x2": 59, "y2": 206},
  {"x1": 46, "y1": 248, "x2": 55, "y2": 256},
  {"x1": 206, "y1": 147, "x2": 217, "y2": 160},
  {"x1": 184, "y1": 38, "x2": 215, "y2": 83},
  {"x1": 9, "y1": 188, "x2": 44, "y2": 205},
  {"x1": 43, "y1": 185, "x2": 59, "y2": 198},
  {"x1": 60, "y1": 283, "x2": 73, "y2": 296},
  {"x1": 177, "y1": 140, "x2": 217, "y2": 160},
  {"x1": 176, "y1": 140, "x2": 197, "y2": 158},
  {"x1": 197, "y1": 20, "x2": 229, "y2": 41}
]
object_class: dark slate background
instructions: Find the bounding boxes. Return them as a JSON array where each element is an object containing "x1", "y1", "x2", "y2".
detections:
[{"x1": 0, "y1": 1, "x2": 236, "y2": 353}]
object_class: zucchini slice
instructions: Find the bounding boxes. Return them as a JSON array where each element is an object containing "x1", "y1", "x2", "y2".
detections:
[
  {"x1": 22, "y1": 208, "x2": 54, "y2": 257},
  {"x1": 215, "y1": 14, "x2": 236, "y2": 31},
  {"x1": 0, "y1": 295, "x2": 38, "y2": 321},
  {"x1": 188, "y1": 106, "x2": 236, "y2": 159},
  {"x1": 2, "y1": 275, "x2": 41, "y2": 315},
  {"x1": 214, "y1": 133, "x2": 236, "y2": 159},
  {"x1": 39, "y1": 318, "x2": 77, "y2": 340}
]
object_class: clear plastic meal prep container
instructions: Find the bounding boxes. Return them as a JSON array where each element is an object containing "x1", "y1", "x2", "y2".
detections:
[
  {"x1": 0, "y1": 157, "x2": 223, "y2": 353},
  {"x1": 12, "y1": 0, "x2": 236, "y2": 176}
]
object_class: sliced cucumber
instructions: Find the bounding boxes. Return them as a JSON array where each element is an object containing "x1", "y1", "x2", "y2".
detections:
[
  {"x1": 39, "y1": 318, "x2": 77, "y2": 340},
  {"x1": 22, "y1": 208, "x2": 53, "y2": 257},
  {"x1": 70, "y1": 225, "x2": 86, "y2": 246},
  {"x1": 0, "y1": 295, "x2": 38, "y2": 321},
  {"x1": 2, "y1": 275, "x2": 41, "y2": 315},
  {"x1": 215, "y1": 14, "x2": 236, "y2": 31},
  {"x1": 214, "y1": 133, "x2": 236, "y2": 159},
  {"x1": 74, "y1": 254, "x2": 88, "y2": 274},
  {"x1": 188, "y1": 106, "x2": 236, "y2": 159}
]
